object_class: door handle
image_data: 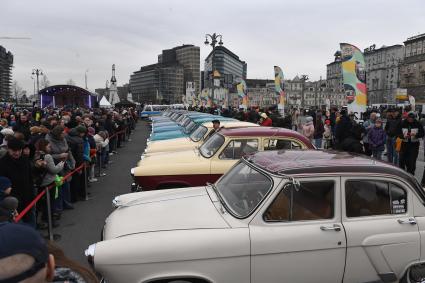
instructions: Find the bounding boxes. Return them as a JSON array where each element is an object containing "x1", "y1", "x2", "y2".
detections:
[
  {"x1": 397, "y1": 217, "x2": 417, "y2": 225},
  {"x1": 320, "y1": 224, "x2": 341, "y2": 232}
]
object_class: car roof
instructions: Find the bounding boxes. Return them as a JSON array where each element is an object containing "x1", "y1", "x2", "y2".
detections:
[
  {"x1": 218, "y1": 127, "x2": 314, "y2": 148},
  {"x1": 201, "y1": 121, "x2": 259, "y2": 128},
  {"x1": 246, "y1": 149, "x2": 425, "y2": 201}
]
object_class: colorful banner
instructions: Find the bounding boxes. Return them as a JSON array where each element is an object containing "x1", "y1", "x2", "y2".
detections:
[
  {"x1": 236, "y1": 78, "x2": 248, "y2": 109},
  {"x1": 274, "y1": 66, "x2": 285, "y2": 113},
  {"x1": 340, "y1": 43, "x2": 367, "y2": 114}
]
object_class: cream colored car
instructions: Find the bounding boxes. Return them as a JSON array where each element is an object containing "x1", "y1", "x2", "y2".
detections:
[
  {"x1": 88, "y1": 150, "x2": 425, "y2": 283},
  {"x1": 132, "y1": 127, "x2": 313, "y2": 191},
  {"x1": 144, "y1": 121, "x2": 258, "y2": 156}
]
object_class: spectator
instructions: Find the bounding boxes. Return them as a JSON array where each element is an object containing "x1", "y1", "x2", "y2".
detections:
[
  {"x1": 302, "y1": 116, "x2": 315, "y2": 141},
  {"x1": 0, "y1": 196, "x2": 18, "y2": 222},
  {"x1": 0, "y1": 176, "x2": 12, "y2": 201},
  {"x1": 66, "y1": 126, "x2": 86, "y2": 202},
  {"x1": 323, "y1": 119, "x2": 332, "y2": 149},
  {"x1": 313, "y1": 113, "x2": 325, "y2": 148},
  {"x1": 0, "y1": 138, "x2": 36, "y2": 228},
  {"x1": 398, "y1": 112, "x2": 424, "y2": 175},
  {"x1": 368, "y1": 118, "x2": 386, "y2": 160},
  {"x1": 334, "y1": 110, "x2": 352, "y2": 149},
  {"x1": 0, "y1": 222, "x2": 55, "y2": 282},
  {"x1": 260, "y1": 113, "x2": 273, "y2": 126},
  {"x1": 362, "y1": 112, "x2": 377, "y2": 156},
  {"x1": 13, "y1": 114, "x2": 31, "y2": 141},
  {"x1": 385, "y1": 109, "x2": 402, "y2": 165}
]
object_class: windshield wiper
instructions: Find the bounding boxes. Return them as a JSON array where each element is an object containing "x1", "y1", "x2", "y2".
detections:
[{"x1": 207, "y1": 182, "x2": 225, "y2": 207}]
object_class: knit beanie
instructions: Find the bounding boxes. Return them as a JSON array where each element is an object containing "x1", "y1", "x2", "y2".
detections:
[
  {"x1": 0, "y1": 177, "x2": 12, "y2": 196},
  {"x1": 88, "y1": 127, "x2": 95, "y2": 136},
  {"x1": 76, "y1": 125, "x2": 87, "y2": 134}
]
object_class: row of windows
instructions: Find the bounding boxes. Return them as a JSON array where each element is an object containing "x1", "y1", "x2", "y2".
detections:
[{"x1": 264, "y1": 180, "x2": 407, "y2": 222}]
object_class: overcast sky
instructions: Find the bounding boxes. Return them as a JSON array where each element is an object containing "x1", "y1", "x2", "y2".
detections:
[{"x1": 1, "y1": 0, "x2": 425, "y2": 94}]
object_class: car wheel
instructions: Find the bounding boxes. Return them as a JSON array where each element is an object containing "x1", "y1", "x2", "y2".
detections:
[{"x1": 401, "y1": 264, "x2": 425, "y2": 283}]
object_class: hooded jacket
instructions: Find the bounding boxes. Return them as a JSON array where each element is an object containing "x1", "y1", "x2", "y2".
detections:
[{"x1": 66, "y1": 129, "x2": 84, "y2": 166}]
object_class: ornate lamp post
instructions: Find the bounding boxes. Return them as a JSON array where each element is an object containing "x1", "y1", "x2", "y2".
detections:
[
  {"x1": 32, "y1": 68, "x2": 43, "y2": 106},
  {"x1": 204, "y1": 33, "x2": 223, "y2": 107}
]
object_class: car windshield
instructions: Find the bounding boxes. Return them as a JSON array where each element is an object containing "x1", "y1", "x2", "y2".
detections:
[
  {"x1": 181, "y1": 117, "x2": 191, "y2": 127},
  {"x1": 215, "y1": 161, "x2": 273, "y2": 218},
  {"x1": 199, "y1": 133, "x2": 225, "y2": 158},
  {"x1": 184, "y1": 121, "x2": 197, "y2": 134},
  {"x1": 190, "y1": 125, "x2": 208, "y2": 142}
]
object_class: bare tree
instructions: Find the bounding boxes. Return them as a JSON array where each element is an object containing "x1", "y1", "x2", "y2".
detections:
[
  {"x1": 12, "y1": 81, "x2": 27, "y2": 102},
  {"x1": 66, "y1": 79, "x2": 76, "y2": 86},
  {"x1": 40, "y1": 74, "x2": 50, "y2": 89}
]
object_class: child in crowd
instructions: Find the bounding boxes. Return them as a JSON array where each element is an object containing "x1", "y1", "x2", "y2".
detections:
[
  {"x1": 0, "y1": 176, "x2": 12, "y2": 201},
  {"x1": 323, "y1": 119, "x2": 332, "y2": 149},
  {"x1": 367, "y1": 118, "x2": 386, "y2": 160}
]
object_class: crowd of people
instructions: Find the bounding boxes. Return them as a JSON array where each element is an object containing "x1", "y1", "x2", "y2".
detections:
[
  {"x1": 192, "y1": 104, "x2": 425, "y2": 185},
  {"x1": 0, "y1": 105, "x2": 138, "y2": 230}
]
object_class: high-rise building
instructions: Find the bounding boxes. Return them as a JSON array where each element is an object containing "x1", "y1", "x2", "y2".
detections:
[
  {"x1": 364, "y1": 44, "x2": 404, "y2": 104},
  {"x1": 0, "y1": 46, "x2": 13, "y2": 99},
  {"x1": 204, "y1": 46, "x2": 247, "y2": 90},
  {"x1": 130, "y1": 44, "x2": 199, "y2": 104},
  {"x1": 399, "y1": 33, "x2": 425, "y2": 102}
]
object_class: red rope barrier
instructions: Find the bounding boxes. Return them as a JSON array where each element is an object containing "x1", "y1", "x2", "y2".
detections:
[
  {"x1": 14, "y1": 163, "x2": 85, "y2": 222},
  {"x1": 14, "y1": 126, "x2": 130, "y2": 222}
]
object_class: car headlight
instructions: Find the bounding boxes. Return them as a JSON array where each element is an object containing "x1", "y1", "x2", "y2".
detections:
[
  {"x1": 85, "y1": 244, "x2": 96, "y2": 268},
  {"x1": 130, "y1": 168, "x2": 135, "y2": 177},
  {"x1": 140, "y1": 155, "x2": 145, "y2": 160}
]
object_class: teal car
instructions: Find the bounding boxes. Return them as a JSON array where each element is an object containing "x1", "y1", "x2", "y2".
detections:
[
  {"x1": 149, "y1": 116, "x2": 235, "y2": 141},
  {"x1": 152, "y1": 113, "x2": 213, "y2": 134}
]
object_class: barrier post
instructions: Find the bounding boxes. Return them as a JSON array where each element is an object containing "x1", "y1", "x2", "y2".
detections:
[
  {"x1": 45, "y1": 188, "x2": 53, "y2": 241},
  {"x1": 84, "y1": 164, "x2": 88, "y2": 200}
]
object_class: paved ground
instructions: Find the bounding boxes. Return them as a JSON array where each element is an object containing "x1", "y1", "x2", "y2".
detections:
[{"x1": 55, "y1": 121, "x2": 149, "y2": 264}]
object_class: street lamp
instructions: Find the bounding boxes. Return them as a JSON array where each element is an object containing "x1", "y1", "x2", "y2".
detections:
[
  {"x1": 204, "y1": 33, "x2": 223, "y2": 107},
  {"x1": 32, "y1": 68, "x2": 43, "y2": 106},
  {"x1": 300, "y1": 74, "x2": 309, "y2": 108}
]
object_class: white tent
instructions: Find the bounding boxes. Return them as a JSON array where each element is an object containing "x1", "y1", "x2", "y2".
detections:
[{"x1": 99, "y1": 96, "x2": 112, "y2": 108}]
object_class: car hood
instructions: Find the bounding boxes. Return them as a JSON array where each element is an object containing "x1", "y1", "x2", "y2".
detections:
[
  {"x1": 150, "y1": 130, "x2": 187, "y2": 141},
  {"x1": 104, "y1": 187, "x2": 228, "y2": 239},
  {"x1": 136, "y1": 148, "x2": 205, "y2": 172}
]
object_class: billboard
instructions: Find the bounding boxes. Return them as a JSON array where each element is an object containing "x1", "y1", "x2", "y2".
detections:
[
  {"x1": 340, "y1": 43, "x2": 367, "y2": 114},
  {"x1": 236, "y1": 78, "x2": 248, "y2": 109},
  {"x1": 274, "y1": 66, "x2": 285, "y2": 113}
]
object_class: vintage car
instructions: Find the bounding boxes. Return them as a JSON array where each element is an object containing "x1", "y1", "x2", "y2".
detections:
[
  {"x1": 88, "y1": 150, "x2": 425, "y2": 283},
  {"x1": 149, "y1": 116, "x2": 235, "y2": 141},
  {"x1": 144, "y1": 120, "x2": 258, "y2": 156},
  {"x1": 132, "y1": 127, "x2": 313, "y2": 190},
  {"x1": 151, "y1": 113, "x2": 213, "y2": 134}
]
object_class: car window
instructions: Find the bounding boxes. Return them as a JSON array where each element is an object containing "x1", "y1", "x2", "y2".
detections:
[
  {"x1": 345, "y1": 180, "x2": 407, "y2": 217},
  {"x1": 190, "y1": 125, "x2": 208, "y2": 142},
  {"x1": 264, "y1": 139, "x2": 303, "y2": 150},
  {"x1": 219, "y1": 139, "x2": 258, "y2": 160},
  {"x1": 264, "y1": 181, "x2": 335, "y2": 222},
  {"x1": 199, "y1": 133, "x2": 225, "y2": 158},
  {"x1": 216, "y1": 161, "x2": 273, "y2": 218}
]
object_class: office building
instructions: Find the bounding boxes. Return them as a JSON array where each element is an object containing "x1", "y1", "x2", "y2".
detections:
[
  {"x1": 399, "y1": 33, "x2": 425, "y2": 102},
  {"x1": 204, "y1": 46, "x2": 247, "y2": 90},
  {"x1": 364, "y1": 44, "x2": 404, "y2": 104},
  {"x1": 130, "y1": 45, "x2": 199, "y2": 104},
  {"x1": 0, "y1": 46, "x2": 13, "y2": 99}
]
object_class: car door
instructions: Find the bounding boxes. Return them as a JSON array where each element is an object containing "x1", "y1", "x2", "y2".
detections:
[
  {"x1": 249, "y1": 177, "x2": 346, "y2": 283},
  {"x1": 210, "y1": 139, "x2": 259, "y2": 175},
  {"x1": 341, "y1": 177, "x2": 420, "y2": 283}
]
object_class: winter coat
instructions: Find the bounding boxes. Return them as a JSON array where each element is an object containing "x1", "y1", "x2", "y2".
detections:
[
  {"x1": 34, "y1": 151, "x2": 64, "y2": 187},
  {"x1": 66, "y1": 129, "x2": 84, "y2": 166},
  {"x1": 398, "y1": 119, "x2": 425, "y2": 143},
  {"x1": 0, "y1": 154, "x2": 34, "y2": 216},
  {"x1": 385, "y1": 117, "x2": 402, "y2": 138},
  {"x1": 93, "y1": 134, "x2": 109, "y2": 150},
  {"x1": 362, "y1": 118, "x2": 375, "y2": 144},
  {"x1": 313, "y1": 120, "x2": 325, "y2": 139},
  {"x1": 260, "y1": 118, "x2": 273, "y2": 126},
  {"x1": 302, "y1": 122, "x2": 315, "y2": 140},
  {"x1": 335, "y1": 115, "x2": 352, "y2": 143},
  {"x1": 368, "y1": 126, "x2": 386, "y2": 151},
  {"x1": 12, "y1": 121, "x2": 31, "y2": 141}
]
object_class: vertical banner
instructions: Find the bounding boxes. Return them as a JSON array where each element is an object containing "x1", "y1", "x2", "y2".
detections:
[
  {"x1": 340, "y1": 43, "x2": 367, "y2": 115},
  {"x1": 236, "y1": 78, "x2": 248, "y2": 109},
  {"x1": 274, "y1": 66, "x2": 285, "y2": 114}
]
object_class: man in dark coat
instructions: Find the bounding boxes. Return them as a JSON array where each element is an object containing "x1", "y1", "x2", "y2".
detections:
[
  {"x1": 13, "y1": 114, "x2": 31, "y2": 141},
  {"x1": 398, "y1": 112, "x2": 424, "y2": 175},
  {"x1": 0, "y1": 138, "x2": 36, "y2": 227},
  {"x1": 66, "y1": 126, "x2": 86, "y2": 202}
]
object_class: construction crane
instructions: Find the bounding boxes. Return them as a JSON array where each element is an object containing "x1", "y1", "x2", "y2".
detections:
[{"x1": 0, "y1": 37, "x2": 31, "y2": 40}]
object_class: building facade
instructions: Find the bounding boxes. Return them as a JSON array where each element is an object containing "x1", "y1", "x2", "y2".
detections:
[
  {"x1": 364, "y1": 44, "x2": 404, "y2": 104},
  {"x1": 204, "y1": 46, "x2": 247, "y2": 90},
  {"x1": 130, "y1": 45, "x2": 199, "y2": 104},
  {"x1": 326, "y1": 51, "x2": 344, "y2": 92},
  {"x1": 0, "y1": 46, "x2": 13, "y2": 99},
  {"x1": 399, "y1": 33, "x2": 425, "y2": 102}
]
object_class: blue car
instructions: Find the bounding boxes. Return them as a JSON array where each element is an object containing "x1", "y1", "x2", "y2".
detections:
[
  {"x1": 150, "y1": 116, "x2": 235, "y2": 141},
  {"x1": 152, "y1": 113, "x2": 214, "y2": 134}
]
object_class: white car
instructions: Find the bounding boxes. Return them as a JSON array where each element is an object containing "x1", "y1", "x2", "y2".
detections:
[{"x1": 87, "y1": 150, "x2": 425, "y2": 283}]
